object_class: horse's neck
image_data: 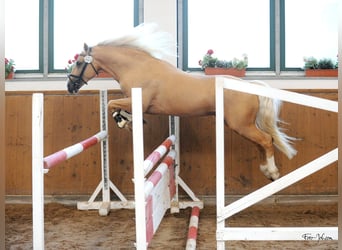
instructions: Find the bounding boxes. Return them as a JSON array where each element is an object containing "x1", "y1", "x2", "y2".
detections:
[
  {"x1": 95, "y1": 46, "x2": 149, "y2": 67},
  {"x1": 93, "y1": 46, "x2": 167, "y2": 83}
]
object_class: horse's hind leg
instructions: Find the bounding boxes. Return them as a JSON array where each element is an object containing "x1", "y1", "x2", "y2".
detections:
[
  {"x1": 245, "y1": 126, "x2": 279, "y2": 180},
  {"x1": 229, "y1": 122, "x2": 280, "y2": 181}
]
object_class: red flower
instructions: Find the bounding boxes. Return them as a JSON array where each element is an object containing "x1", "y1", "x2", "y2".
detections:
[
  {"x1": 74, "y1": 54, "x2": 79, "y2": 60},
  {"x1": 207, "y1": 49, "x2": 214, "y2": 55},
  {"x1": 5, "y1": 58, "x2": 9, "y2": 64},
  {"x1": 198, "y1": 60, "x2": 202, "y2": 65},
  {"x1": 68, "y1": 59, "x2": 72, "y2": 64}
]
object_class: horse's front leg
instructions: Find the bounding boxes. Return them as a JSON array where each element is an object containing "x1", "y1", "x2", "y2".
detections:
[{"x1": 108, "y1": 98, "x2": 133, "y2": 129}]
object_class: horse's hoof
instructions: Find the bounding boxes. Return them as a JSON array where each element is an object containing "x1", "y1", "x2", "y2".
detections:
[
  {"x1": 112, "y1": 111, "x2": 121, "y2": 121},
  {"x1": 112, "y1": 112, "x2": 126, "y2": 128},
  {"x1": 112, "y1": 111, "x2": 133, "y2": 130},
  {"x1": 260, "y1": 163, "x2": 280, "y2": 181},
  {"x1": 117, "y1": 119, "x2": 128, "y2": 129},
  {"x1": 269, "y1": 172, "x2": 280, "y2": 181}
]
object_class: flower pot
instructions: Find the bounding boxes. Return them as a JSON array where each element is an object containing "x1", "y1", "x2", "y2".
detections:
[
  {"x1": 6, "y1": 72, "x2": 14, "y2": 79},
  {"x1": 305, "y1": 69, "x2": 338, "y2": 77},
  {"x1": 204, "y1": 67, "x2": 246, "y2": 77}
]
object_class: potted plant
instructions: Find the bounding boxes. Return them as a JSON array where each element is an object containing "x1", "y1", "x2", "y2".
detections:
[
  {"x1": 65, "y1": 53, "x2": 80, "y2": 73},
  {"x1": 5, "y1": 58, "x2": 15, "y2": 79},
  {"x1": 303, "y1": 56, "x2": 338, "y2": 77},
  {"x1": 199, "y1": 49, "x2": 248, "y2": 77},
  {"x1": 66, "y1": 53, "x2": 111, "y2": 78}
]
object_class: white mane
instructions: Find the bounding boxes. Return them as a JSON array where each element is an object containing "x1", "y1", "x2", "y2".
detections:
[{"x1": 97, "y1": 23, "x2": 176, "y2": 59}]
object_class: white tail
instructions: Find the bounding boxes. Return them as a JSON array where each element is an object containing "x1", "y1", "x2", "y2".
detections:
[{"x1": 252, "y1": 81, "x2": 297, "y2": 159}]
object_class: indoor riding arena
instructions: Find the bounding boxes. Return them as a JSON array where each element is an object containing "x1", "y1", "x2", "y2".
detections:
[{"x1": 2, "y1": 1, "x2": 341, "y2": 250}]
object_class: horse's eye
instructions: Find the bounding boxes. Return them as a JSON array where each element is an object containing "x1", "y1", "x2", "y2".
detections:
[{"x1": 76, "y1": 61, "x2": 82, "y2": 66}]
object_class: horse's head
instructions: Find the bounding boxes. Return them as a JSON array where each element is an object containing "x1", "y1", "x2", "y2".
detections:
[{"x1": 67, "y1": 43, "x2": 99, "y2": 94}]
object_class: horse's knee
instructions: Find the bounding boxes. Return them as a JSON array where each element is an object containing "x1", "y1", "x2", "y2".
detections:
[
  {"x1": 107, "y1": 97, "x2": 132, "y2": 113},
  {"x1": 107, "y1": 100, "x2": 117, "y2": 112}
]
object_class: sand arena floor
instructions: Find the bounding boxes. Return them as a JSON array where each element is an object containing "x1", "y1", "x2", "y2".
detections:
[{"x1": 5, "y1": 202, "x2": 338, "y2": 249}]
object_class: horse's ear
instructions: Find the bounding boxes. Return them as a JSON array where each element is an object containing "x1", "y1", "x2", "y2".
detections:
[{"x1": 84, "y1": 43, "x2": 89, "y2": 52}]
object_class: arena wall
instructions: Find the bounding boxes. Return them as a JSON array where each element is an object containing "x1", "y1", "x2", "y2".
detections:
[{"x1": 5, "y1": 89, "x2": 337, "y2": 196}]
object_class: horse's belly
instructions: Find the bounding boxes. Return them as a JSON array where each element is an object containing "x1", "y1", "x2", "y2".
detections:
[{"x1": 147, "y1": 96, "x2": 215, "y2": 116}]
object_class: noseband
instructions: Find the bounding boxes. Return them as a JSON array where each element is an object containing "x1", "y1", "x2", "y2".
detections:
[{"x1": 67, "y1": 49, "x2": 99, "y2": 90}]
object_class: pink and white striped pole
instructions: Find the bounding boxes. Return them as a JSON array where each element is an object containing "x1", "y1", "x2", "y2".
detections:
[
  {"x1": 143, "y1": 135, "x2": 176, "y2": 176},
  {"x1": 186, "y1": 206, "x2": 200, "y2": 250},
  {"x1": 43, "y1": 130, "x2": 107, "y2": 170},
  {"x1": 144, "y1": 150, "x2": 176, "y2": 199},
  {"x1": 144, "y1": 150, "x2": 176, "y2": 245}
]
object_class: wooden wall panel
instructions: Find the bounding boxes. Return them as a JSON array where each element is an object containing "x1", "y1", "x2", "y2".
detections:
[
  {"x1": 179, "y1": 90, "x2": 337, "y2": 195},
  {"x1": 5, "y1": 90, "x2": 337, "y2": 196},
  {"x1": 5, "y1": 94, "x2": 32, "y2": 194},
  {"x1": 5, "y1": 91, "x2": 169, "y2": 195}
]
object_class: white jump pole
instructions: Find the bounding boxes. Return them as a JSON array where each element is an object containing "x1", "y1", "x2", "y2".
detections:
[
  {"x1": 32, "y1": 93, "x2": 45, "y2": 249},
  {"x1": 132, "y1": 88, "x2": 202, "y2": 249},
  {"x1": 218, "y1": 148, "x2": 338, "y2": 221},
  {"x1": 215, "y1": 77, "x2": 338, "y2": 248},
  {"x1": 99, "y1": 90, "x2": 111, "y2": 215},
  {"x1": 215, "y1": 78, "x2": 225, "y2": 250},
  {"x1": 169, "y1": 115, "x2": 181, "y2": 213},
  {"x1": 77, "y1": 90, "x2": 135, "y2": 214},
  {"x1": 132, "y1": 88, "x2": 147, "y2": 249},
  {"x1": 31, "y1": 91, "x2": 115, "y2": 249},
  {"x1": 132, "y1": 88, "x2": 178, "y2": 248}
]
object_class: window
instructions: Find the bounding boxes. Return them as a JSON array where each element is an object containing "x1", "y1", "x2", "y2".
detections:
[
  {"x1": 5, "y1": 0, "x2": 137, "y2": 75},
  {"x1": 184, "y1": 0, "x2": 338, "y2": 74},
  {"x1": 5, "y1": 0, "x2": 41, "y2": 71},
  {"x1": 282, "y1": 0, "x2": 338, "y2": 69},
  {"x1": 184, "y1": 0, "x2": 272, "y2": 70},
  {"x1": 52, "y1": 0, "x2": 135, "y2": 72}
]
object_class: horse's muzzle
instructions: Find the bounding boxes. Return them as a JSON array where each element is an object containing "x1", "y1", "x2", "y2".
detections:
[
  {"x1": 67, "y1": 75, "x2": 86, "y2": 94},
  {"x1": 67, "y1": 80, "x2": 79, "y2": 94}
]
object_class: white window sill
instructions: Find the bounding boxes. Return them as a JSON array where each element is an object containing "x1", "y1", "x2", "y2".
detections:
[
  {"x1": 5, "y1": 78, "x2": 121, "y2": 92},
  {"x1": 5, "y1": 76, "x2": 337, "y2": 92}
]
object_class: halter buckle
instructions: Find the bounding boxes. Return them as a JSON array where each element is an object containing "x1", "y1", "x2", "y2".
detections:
[{"x1": 84, "y1": 55, "x2": 93, "y2": 64}]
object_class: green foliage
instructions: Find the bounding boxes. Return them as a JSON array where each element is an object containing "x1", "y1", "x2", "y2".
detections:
[
  {"x1": 303, "y1": 56, "x2": 337, "y2": 69},
  {"x1": 317, "y1": 58, "x2": 335, "y2": 69},
  {"x1": 232, "y1": 56, "x2": 248, "y2": 70},
  {"x1": 199, "y1": 49, "x2": 248, "y2": 70},
  {"x1": 200, "y1": 52, "x2": 217, "y2": 69}
]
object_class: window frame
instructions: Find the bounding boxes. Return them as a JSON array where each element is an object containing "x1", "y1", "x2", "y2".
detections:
[
  {"x1": 182, "y1": 0, "x2": 337, "y2": 76},
  {"x1": 11, "y1": 0, "x2": 139, "y2": 78},
  {"x1": 8, "y1": 0, "x2": 337, "y2": 78},
  {"x1": 5, "y1": 0, "x2": 44, "y2": 75},
  {"x1": 279, "y1": 0, "x2": 338, "y2": 72},
  {"x1": 182, "y1": 0, "x2": 277, "y2": 73},
  {"x1": 48, "y1": 0, "x2": 140, "y2": 74},
  {"x1": 279, "y1": 0, "x2": 301, "y2": 72}
]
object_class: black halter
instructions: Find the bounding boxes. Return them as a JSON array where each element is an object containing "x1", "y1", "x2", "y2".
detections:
[{"x1": 67, "y1": 48, "x2": 99, "y2": 91}]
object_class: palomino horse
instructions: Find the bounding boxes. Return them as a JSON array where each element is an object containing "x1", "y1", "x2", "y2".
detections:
[{"x1": 67, "y1": 24, "x2": 296, "y2": 181}]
